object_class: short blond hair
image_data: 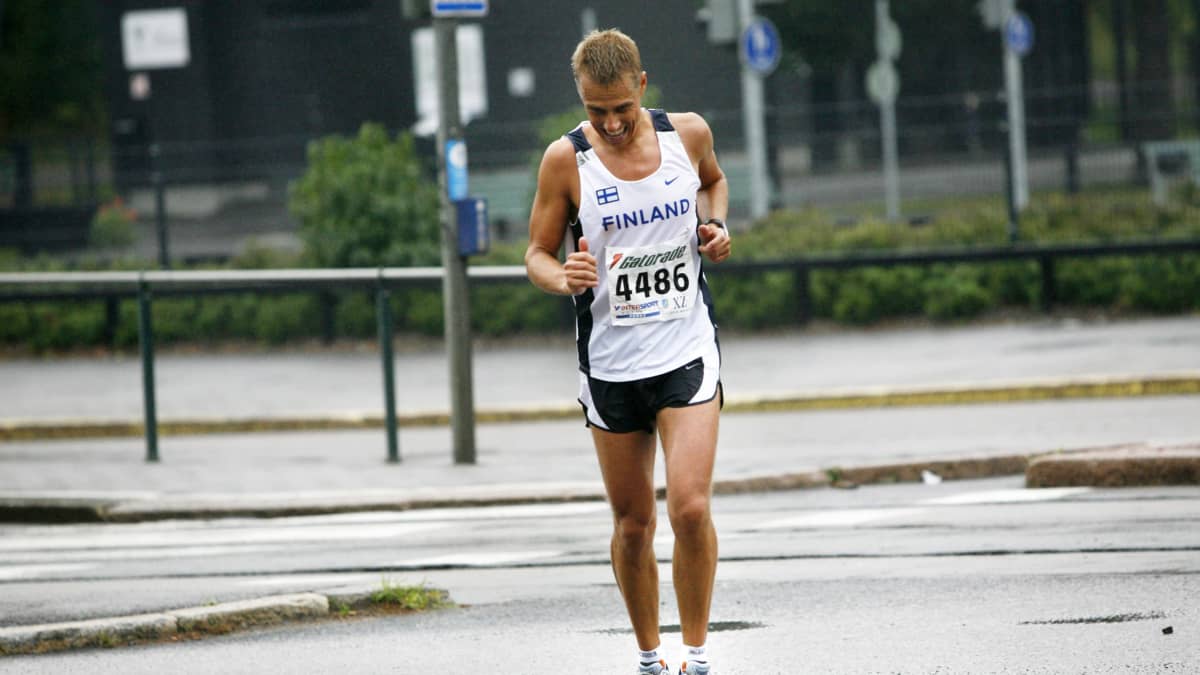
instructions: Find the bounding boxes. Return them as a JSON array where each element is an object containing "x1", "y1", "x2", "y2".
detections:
[{"x1": 571, "y1": 29, "x2": 642, "y2": 86}]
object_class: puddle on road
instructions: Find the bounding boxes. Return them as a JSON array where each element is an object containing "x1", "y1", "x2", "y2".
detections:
[
  {"x1": 1020, "y1": 611, "x2": 1166, "y2": 625},
  {"x1": 593, "y1": 621, "x2": 766, "y2": 635}
]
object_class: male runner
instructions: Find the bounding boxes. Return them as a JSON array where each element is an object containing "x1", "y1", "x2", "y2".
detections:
[{"x1": 524, "y1": 29, "x2": 731, "y2": 675}]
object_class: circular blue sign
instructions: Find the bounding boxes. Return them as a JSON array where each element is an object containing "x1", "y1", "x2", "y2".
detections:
[
  {"x1": 741, "y1": 17, "x2": 782, "y2": 76},
  {"x1": 1004, "y1": 12, "x2": 1034, "y2": 56}
]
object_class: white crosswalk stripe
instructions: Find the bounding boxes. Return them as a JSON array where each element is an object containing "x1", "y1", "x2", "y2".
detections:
[
  {"x1": 396, "y1": 550, "x2": 564, "y2": 568},
  {"x1": 0, "y1": 563, "x2": 98, "y2": 580},
  {"x1": 755, "y1": 507, "x2": 927, "y2": 530},
  {"x1": 921, "y1": 487, "x2": 1092, "y2": 506}
]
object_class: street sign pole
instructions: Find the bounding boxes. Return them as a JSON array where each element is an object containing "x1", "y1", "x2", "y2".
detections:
[
  {"x1": 433, "y1": 14, "x2": 477, "y2": 464},
  {"x1": 1002, "y1": 0, "x2": 1030, "y2": 211},
  {"x1": 737, "y1": 0, "x2": 773, "y2": 220},
  {"x1": 873, "y1": 0, "x2": 901, "y2": 222}
]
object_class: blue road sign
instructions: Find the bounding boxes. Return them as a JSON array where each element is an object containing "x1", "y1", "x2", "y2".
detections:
[
  {"x1": 1004, "y1": 11, "x2": 1034, "y2": 56},
  {"x1": 445, "y1": 139, "x2": 468, "y2": 200},
  {"x1": 431, "y1": 1, "x2": 488, "y2": 18},
  {"x1": 741, "y1": 17, "x2": 782, "y2": 76}
]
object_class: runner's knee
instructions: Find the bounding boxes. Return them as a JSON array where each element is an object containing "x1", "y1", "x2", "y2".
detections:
[
  {"x1": 613, "y1": 511, "x2": 656, "y2": 554},
  {"x1": 668, "y1": 494, "x2": 711, "y2": 538}
]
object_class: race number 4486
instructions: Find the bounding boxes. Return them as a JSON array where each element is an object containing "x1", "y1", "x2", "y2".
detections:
[{"x1": 605, "y1": 236, "x2": 697, "y2": 326}]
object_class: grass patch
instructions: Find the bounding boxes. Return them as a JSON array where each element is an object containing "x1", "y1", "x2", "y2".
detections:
[{"x1": 370, "y1": 579, "x2": 452, "y2": 611}]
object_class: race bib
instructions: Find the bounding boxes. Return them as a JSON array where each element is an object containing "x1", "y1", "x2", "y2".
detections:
[{"x1": 605, "y1": 236, "x2": 697, "y2": 326}]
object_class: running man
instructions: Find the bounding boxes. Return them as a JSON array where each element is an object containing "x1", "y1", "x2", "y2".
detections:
[{"x1": 524, "y1": 29, "x2": 731, "y2": 675}]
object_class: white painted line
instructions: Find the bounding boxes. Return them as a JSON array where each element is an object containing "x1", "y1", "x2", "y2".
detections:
[
  {"x1": 287, "y1": 501, "x2": 610, "y2": 526},
  {"x1": 0, "y1": 544, "x2": 283, "y2": 564},
  {"x1": 0, "y1": 563, "x2": 97, "y2": 580},
  {"x1": 236, "y1": 574, "x2": 377, "y2": 588},
  {"x1": 755, "y1": 508, "x2": 927, "y2": 530},
  {"x1": 922, "y1": 488, "x2": 1092, "y2": 506},
  {"x1": 397, "y1": 550, "x2": 563, "y2": 568},
  {"x1": 0, "y1": 522, "x2": 448, "y2": 553}
]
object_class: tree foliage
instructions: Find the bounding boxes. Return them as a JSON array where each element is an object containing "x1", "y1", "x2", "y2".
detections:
[
  {"x1": 0, "y1": 0, "x2": 104, "y2": 139},
  {"x1": 288, "y1": 123, "x2": 441, "y2": 268}
]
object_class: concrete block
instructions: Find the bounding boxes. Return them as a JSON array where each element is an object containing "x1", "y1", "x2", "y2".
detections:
[
  {"x1": 168, "y1": 593, "x2": 328, "y2": 633},
  {"x1": 1027, "y1": 445, "x2": 1200, "y2": 488},
  {"x1": 0, "y1": 613, "x2": 176, "y2": 655}
]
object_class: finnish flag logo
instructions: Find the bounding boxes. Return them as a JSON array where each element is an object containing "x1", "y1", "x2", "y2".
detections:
[{"x1": 596, "y1": 186, "x2": 619, "y2": 205}]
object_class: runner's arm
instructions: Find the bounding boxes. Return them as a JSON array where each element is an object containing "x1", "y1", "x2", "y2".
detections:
[
  {"x1": 673, "y1": 112, "x2": 731, "y2": 263},
  {"x1": 525, "y1": 139, "x2": 597, "y2": 295}
]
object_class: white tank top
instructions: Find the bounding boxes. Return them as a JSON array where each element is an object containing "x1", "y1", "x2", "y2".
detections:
[{"x1": 565, "y1": 109, "x2": 719, "y2": 382}]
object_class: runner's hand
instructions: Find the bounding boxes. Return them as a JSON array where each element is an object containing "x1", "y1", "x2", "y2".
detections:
[
  {"x1": 698, "y1": 223, "x2": 731, "y2": 263},
  {"x1": 563, "y1": 236, "x2": 599, "y2": 294}
]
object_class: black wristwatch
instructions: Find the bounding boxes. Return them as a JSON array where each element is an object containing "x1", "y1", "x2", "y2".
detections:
[{"x1": 702, "y1": 217, "x2": 726, "y2": 229}]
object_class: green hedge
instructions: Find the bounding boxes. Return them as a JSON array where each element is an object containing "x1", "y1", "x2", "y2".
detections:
[{"x1": 1, "y1": 188, "x2": 1199, "y2": 352}]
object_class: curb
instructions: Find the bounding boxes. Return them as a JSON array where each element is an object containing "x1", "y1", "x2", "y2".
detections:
[
  {"x1": 1026, "y1": 443, "x2": 1200, "y2": 487},
  {"x1": 0, "y1": 588, "x2": 450, "y2": 657},
  {"x1": 2, "y1": 373, "x2": 1198, "y2": 442},
  {"x1": 0, "y1": 446, "x2": 1146, "y2": 525}
]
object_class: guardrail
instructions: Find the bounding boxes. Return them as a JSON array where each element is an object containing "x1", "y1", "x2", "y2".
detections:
[
  {"x1": 708, "y1": 238, "x2": 1200, "y2": 321},
  {"x1": 2, "y1": 237, "x2": 1198, "y2": 463},
  {"x1": 0, "y1": 266, "x2": 526, "y2": 464}
]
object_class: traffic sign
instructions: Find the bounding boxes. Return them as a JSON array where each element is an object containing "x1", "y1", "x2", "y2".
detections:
[
  {"x1": 876, "y1": 17, "x2": 902, "y2": 61},
  {"x1": 741, "y1": 17, "x2": 782, "y2": 76},
  {"x1": 445, "y1": 139, "x2": 468, "y2": 200},
  {"x1": 431, "y1": 0, "x2": 488, "y2": 18},
  {"x1": 1004, "y1": 11, "x2": 1034, "y2": 56},
  {"x1": 866, "y1": 60, "x2": 899, "y2": 105}
]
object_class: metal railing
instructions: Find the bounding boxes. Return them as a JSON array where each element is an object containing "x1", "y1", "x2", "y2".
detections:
[
  {"x1": 3, "y1": 237, "x2": 1198, "y2": 462},
  {"x1": 0, "y1": 266, "x2": 526, "y2": 463}
]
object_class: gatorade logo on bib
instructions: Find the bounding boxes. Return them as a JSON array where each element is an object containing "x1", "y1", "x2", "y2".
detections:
[{"x1": 606, "y1": 236, "x2": 696, "y2": 326}]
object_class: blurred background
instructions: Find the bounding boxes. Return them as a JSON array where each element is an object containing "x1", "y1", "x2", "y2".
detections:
[{"x1": 1, "y1": 0, "x2": 1198, "y2": 349}]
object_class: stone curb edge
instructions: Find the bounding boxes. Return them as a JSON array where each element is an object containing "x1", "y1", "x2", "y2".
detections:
[
  {"x1": 0, "y1": 588, "x2": 450, "y2": 658},
  {"x1": 0, "y1": 445, "x2": 1152, "y2": 525},
  {"x1": 2, "y1": 373, "x2": 1197, "y2": 442}
]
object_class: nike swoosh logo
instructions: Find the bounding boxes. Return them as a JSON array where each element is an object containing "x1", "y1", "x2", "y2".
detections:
[
  {"x1": 684, "y1": 362, "x2": 701, "y2": 370},
  {"x1": 665, "y1": 176, "x2": 679, "y2": 185}
]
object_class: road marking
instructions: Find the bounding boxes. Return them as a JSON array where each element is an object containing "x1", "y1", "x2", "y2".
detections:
[
  {"x1": 922, "y1": 488, "x2": 1092, "y2": 506},
  {"x1": 296, "y1": 501, "x2": 610, "y2": 525},
  {"x1": 396, "y1": 550, "x2": 563, "y2": 568},
  {"x1": 754, "y1": 508, "x2": 926, "y2": 530},
  {"x1": 236, "y1": 573, "x2": 377, "y2": 588},
  {"x1": 0, "y1": 522, "x2": 448, "y2": 553},
  {"x1": 0, "y1": 544, "x2": 283, "y2": 564},
  {"x1": 0, "y1": 563, "x2": 97, "y2": 580}
]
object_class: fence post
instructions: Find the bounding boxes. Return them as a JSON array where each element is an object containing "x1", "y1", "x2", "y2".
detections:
[
  {"x1": 150, "y1": 143, "x2": 170, "y2": 269},
  {"x1": 793, "y1": 262, "x2": 811, "y2": 324},
  {"x1": 137, "y1": 276, "x2": 159, "y2": 462},
  {"x1": 1039, "y1": 255, "x2": 1057, "y2": 312},
  {"x1": 376, "y1": 274, "x2": 400, "y2": 464}
]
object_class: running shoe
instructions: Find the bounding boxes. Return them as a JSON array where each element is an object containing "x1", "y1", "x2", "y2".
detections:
[
  {"x1": 679, "y1": 661, "x2": 711, "y2": 675},
  {"x1": 638, "y1": 658, "x2": 670, "y2": 674}
]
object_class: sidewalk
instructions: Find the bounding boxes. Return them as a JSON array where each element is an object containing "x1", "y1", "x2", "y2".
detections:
[{"x1": 2, "y1": 315, "x2": 1199, "y2": 523}]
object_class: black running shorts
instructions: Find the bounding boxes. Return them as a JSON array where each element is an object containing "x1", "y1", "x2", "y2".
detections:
[{"x1": 578, "y1": 345, "x2": 721, "y2": 434}]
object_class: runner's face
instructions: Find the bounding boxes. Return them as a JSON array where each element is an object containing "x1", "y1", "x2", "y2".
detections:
[{"x1": 576, "y1": 72, "x2": 646, "y2": 148}]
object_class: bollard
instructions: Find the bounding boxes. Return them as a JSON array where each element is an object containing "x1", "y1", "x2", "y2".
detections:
[
  {"x1": 137, "y1": 278, "x2": 159, "y2": 462},
  {"x1": 376, "y1": 280, "x2": 400, "y2": 463}
]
